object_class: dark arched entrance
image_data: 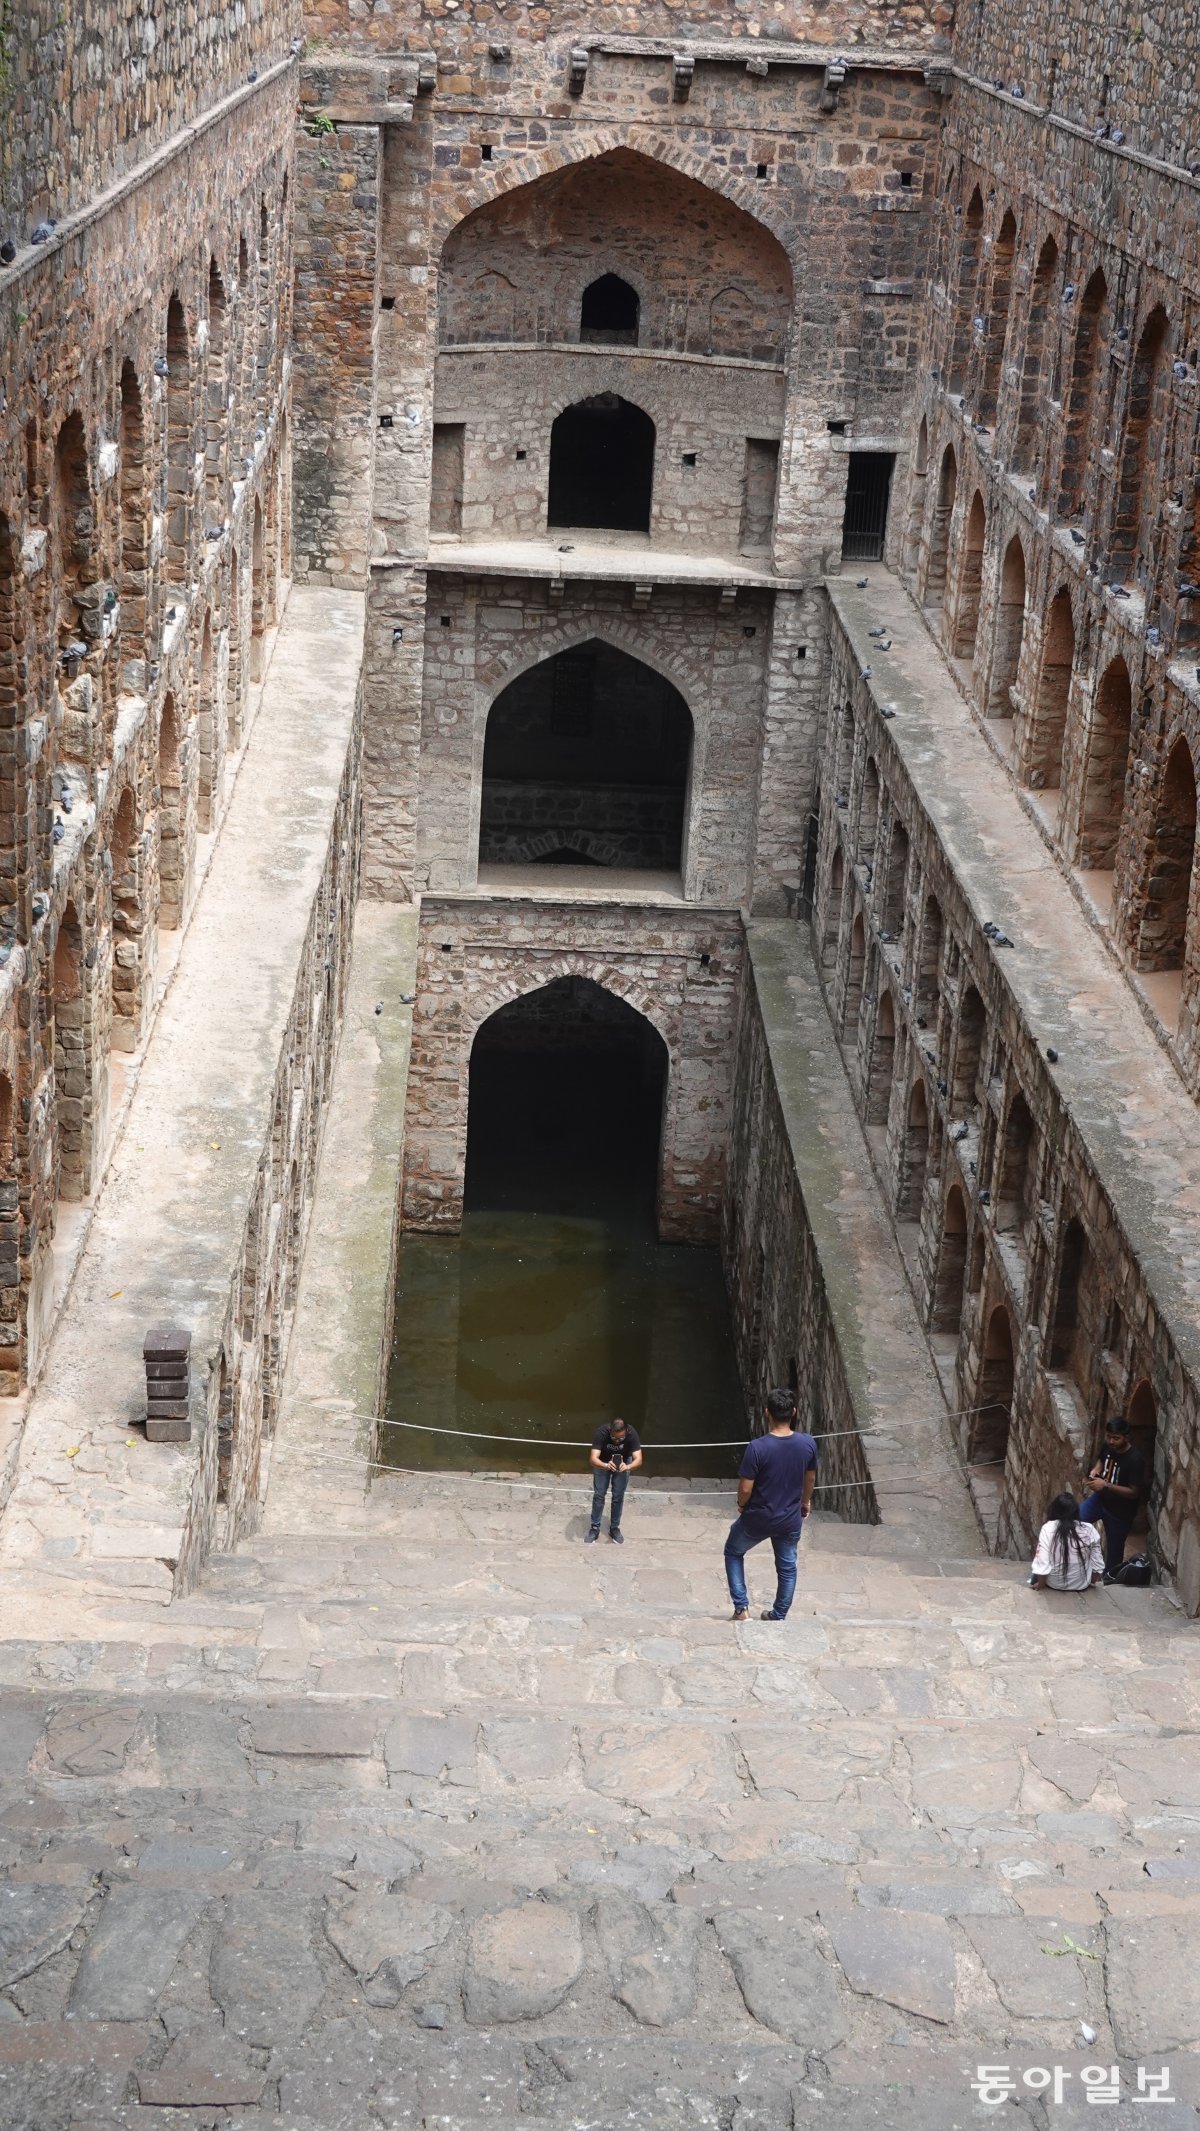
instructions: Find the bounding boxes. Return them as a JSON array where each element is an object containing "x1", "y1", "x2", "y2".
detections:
[
  {"x1": 548, "y1": 395, "x2": 655, "y2": 531},
  {"x1": 466, "y1": 977, "x2": 667, "y2": 1223},
  {"x1": 479, "y1": 639, "x2": 692, "y2": 871}
]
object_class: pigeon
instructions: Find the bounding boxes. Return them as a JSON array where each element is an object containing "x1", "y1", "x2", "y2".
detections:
[
  {"x1": 1146, "y1": 626, "x2": 1162, "y2": 646},
  {"x1": 1028, "y1": 487, "x2": 1037, "y2": 502},
  {"x1": 1093, "y1": 122, "x2": 1108, "y2": 139},
  {"x1": 1109, "y1": 583, "x2": 1130, "y2": 599},
  {"x1": 954, "y1": 1121, "x2": 969, "y2": 1141},
  {"x1": 1116, "y1": 324, "x2": 1129, "y2": 341},
  {"x1": 61, "y1": 639, "x2": 88, "y2": 663},
  {"x1": 60, "y1": 789, "x2": 73, "y2": 814},
  {"x1": 206, "y1": 527, "x2": 221, "y2": 541},
  {"x1": 290, "y1": 34, "x2": 303, "y2": 52},
  {"x1": 869, "y1": 627, "x2": 886, "y2": 637},
  {"x1": 1111, "y1": 127, "x2": 1125, "y2": 144},
  {"x1": 400, "y1": 992, "x2": 416, "y2": 1004},
  {"x1": 1046, "y1": 1046, "x2": 1059, "y2": 1063},
  {"x1": 52, "y1": 821, "x2": 64, "y2": 844},
  {"x1": 154, "y1": 354, "x2": 168, "y2": 377},
  {"x1": 859, "y1": 666, "x2": 872, "y2": 680},
  {"x1": 880, "y1": 705, "x2": 895, "y2": 719},
  {"x1": 558, "y1": 543, "x2": 574, "y2": 553},
  {"x1": 916, "y1": 1014, "x2": 928, "y2": 1029},
  {"x1": 1173, "y1": 359, "x2": 1191, "y2": 379},
  {"x1": 1070, "y1": 529, "x2": 1085, "y2": 544},
  {"x1": 31, "y1": 221, "x2": 54, "y2": 245},
  {"x1": 938, "y1": 1077, "x2": 948, "y2": 1095},
  {"x1": 31, "y1": 895, "x2": 47, "y2": 923},
  {"x1": 1011, "y1": 83, "x2": 1024, "y2": 97},
  {"x1": 972, "y1": 421, "x2": 989, "y2": 435},
  {"x1": 856, "y1": 577, "x2": 868, "y2": 588},
  {"x1": 374, "y1": 1001, "x2": 384, "y2": 1015},
  {"x1": 247, "y1": 68, "x2": 258, "y2": 82},
  {"x1": 877, "y1": 638, "x2": 892, "y2": 650},
  {"x1": 0, "y1": 239, "x2": 15, "y2": 265},
  {"x1": 1062, "y1": 283, "x2": 1076, "y2": 302},
  {"x1": 994, "y1": 931, "x2": 1014, "y2": 948},
  {"x1": 836, "y1": 796, "x2": 848, "y2": 809},
  {"x1": 979, "y1": 1187, "x2": 991, "y2": 1205},
  {"x1": 983, "y1": 921, "x2": 998, "y2": 938},
  {"x1": 973, "y1": 315, "x2": 986, "y2": 333}
]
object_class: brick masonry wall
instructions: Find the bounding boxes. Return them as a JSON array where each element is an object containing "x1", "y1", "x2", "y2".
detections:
[
  {"x1": 401, "y1": 898, "x2": 744, "y2": 1244},
  {"x1": 812, "y1": 608, "x2": 1200, "y2": 1602},
  {"x1": 2, "y1": 5, "x2": 301, "y2": 233},
  {"x1": 0, "y1": 73, "x2": 295, "y2": 1393},
  {"x1": 899, "y1": 81, "x2": 1200, "y2": 1089}
]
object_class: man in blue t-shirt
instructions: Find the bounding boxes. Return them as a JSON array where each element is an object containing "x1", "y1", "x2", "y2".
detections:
[{"x1": 725, "y1": 1388, "x2": 818, "y2": 1622}]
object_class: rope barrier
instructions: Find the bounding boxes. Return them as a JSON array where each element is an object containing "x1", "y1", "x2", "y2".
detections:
[{"x1": 366, "y1": 1398, "x2": 1007, "y2": 1452}]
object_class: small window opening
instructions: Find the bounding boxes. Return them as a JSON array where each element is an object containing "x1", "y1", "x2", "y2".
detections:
[
  {"x1": 827, "y1": 419, "x2": 848, "y2": 436},
  {"x1": 682, "y1": 451, "x2": 697, "y2": 467},
  {"x1": 579, "y1": 274, "x2": 640, "y2": 348},
  {"x1": 900, "y1": 169, "x2": 915, "y2": 189},
  {"x1": 756, "y1": 163, "x2": 769, "y2": 180},
  {"x1": 379, "y1": 413, "x2": 394, "y2": 429},
  {"x1": 481, "y1": 143, "x2": 493, "y2": 162},
  {"x1": 515, "y1": 447, "x2": 527, "y2": 461},
  {"x1": 842, "y1": 451, "x2": 895, "y2": 563},
  {"x1": 380, "y1": 295, "x2": 396, "y2": 311},
  {"x1": 440, "y1": 614, "x2": 452, "y2": 627}
]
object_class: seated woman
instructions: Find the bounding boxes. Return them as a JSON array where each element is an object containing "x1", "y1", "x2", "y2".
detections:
[{"x1": 1030, "y1": 1492, "x2": 1106, "y2": 1591}]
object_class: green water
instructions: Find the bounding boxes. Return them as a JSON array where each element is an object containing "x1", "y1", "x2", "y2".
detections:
[{"x1": 382, "y1": 1210, "x2": 746, "y2": 1479}]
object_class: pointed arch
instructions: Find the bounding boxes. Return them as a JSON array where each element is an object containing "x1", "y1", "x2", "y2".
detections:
[
  {"x1": 988, "y1": 533, "x2": 1026, "y2": 717},
  {"x1": 205, "y1": 259, "x2": 228, "y2": 529},
  {"x1": 1013, "y1": 235, "x2": 1059, "y2": 474},
  {"x1": 1081, "y1": 655, "x2": 1132, "y2": 869},
  {"x1": 548, "y1": 395, "x2": 655, "y2": 532},
  {"x1": 1136, "y1": 736, "x2": 1197, "y2": 978},
  {"x1": 158, "y1": 693, "x2": 183, "y2": 928},
  {"x1": 904, "y1": 416, "x2": 928, "y2": 573},
  {"x1": 1057, "y1": 268, "x2": 1107, "y2": 525},
  {"x1": 951, "y1": 490, "x2": 986, "y2": 661},
  {"x1": 972, "y1": 1303, "x2": 1014, "y2": 1465},
  {"x1": 898, "y1": 1073, "x2": 930, "y2": 1220},
  {"x1": 925, "y1": 444, "x2": 956, "y2": 609},
  {"x1": 866, "y1": 986, "x2": 896, "y2": 1125},
  {"x1": 580, "y1": 273, "x2": 640, "y2": 346},
  {"x1": 932, "y1": 1181, "x2": 968, "y2": 1335},
  {"x1": 1112, "y1": 305, "x2": 1169, "y2": 585},
  {"x1": 1026, "y1": 584, "x2": 1075, "y2": 790},
  {"x1": 948, "y1": 187, "x2": 986, "y2": 394},
  {"x1": 979, "y1": 209, "x2": 1017, "y2": 426}
]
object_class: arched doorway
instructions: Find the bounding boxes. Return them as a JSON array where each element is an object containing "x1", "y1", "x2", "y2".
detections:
[
  {"x1": 465, "y1": 977, "x2": 667, "y2": 1225},
  {"x1": 548, "y1": 395, "x2": 655, "y2": 532},
  {"x1": 932, "y1": 1183, "x2": 968, "y2": 1335},
  {"x1": 479, "y1": 640, "x2": 692, "y2": 873},
  {"x1": 972, "y1": 1303, "x2": 1014, "y2": 1467}
]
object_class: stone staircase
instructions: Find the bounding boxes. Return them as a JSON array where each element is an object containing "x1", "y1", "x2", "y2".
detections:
[{"x1": 0, "y1": 1477, "x2": 1198, "y2": 2128}]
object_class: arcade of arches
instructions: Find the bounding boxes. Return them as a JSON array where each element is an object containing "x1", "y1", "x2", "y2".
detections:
[{"x1": 5, "y1": 0, "x2": 1200, "y2": 1632}]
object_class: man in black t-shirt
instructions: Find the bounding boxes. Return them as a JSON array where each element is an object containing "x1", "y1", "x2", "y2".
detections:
[
  {"x1": 1079, "y1": 1417, "x2": 1146, "y2": 1574},
  {"x1": 725, "y1": 1388, "x2": 818, "y2": 1621},
  {"x1": 586, "y1": 1418, "x2": 642, "y2": 1545}
]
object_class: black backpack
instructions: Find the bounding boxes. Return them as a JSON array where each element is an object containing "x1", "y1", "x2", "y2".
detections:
[{"x1": 1108, "y1": 1554, "x2": 1154, "y2": 1586}]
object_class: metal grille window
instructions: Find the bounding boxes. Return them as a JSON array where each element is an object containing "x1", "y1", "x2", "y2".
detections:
[{"x1": 841, "y1": 451, "x2": 895, "y2": 561}]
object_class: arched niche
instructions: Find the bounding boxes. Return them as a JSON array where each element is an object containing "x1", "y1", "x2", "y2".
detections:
[
  {"x1": 479, "y1": 639, "x2": 692, "y2": 875},
  {"x1": 547, "y1": 395, "x2": 655, "y2": 532},
  {"x1": 438, "y1": 148, "x2": 793, "y2": 360}
]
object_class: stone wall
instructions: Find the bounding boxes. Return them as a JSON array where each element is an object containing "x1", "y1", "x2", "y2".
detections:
[
  {"x1": 899, "y1": 80, "x2": 1200, "y2": 1090},
  {"x1": 723, "y1": 954, "x2": 879, "y2": 1523},
  {"x1": 0, "y1": 71, "x2": 295, "y2": 1393},
  {"x1": 813, "y1": 599, "x2": 1200, "y2": 1602},
  {"x1": 2, "y1": 8, "x2": 300, "y2": 234},
  {"x1": 401, "y1": 897, "x2": 744, "y2": 1243}
]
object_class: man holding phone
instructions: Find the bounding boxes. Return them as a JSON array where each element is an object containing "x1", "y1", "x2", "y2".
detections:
[{"x1": 586, "y1": 1417, "x2": 643, "y2": 1545}]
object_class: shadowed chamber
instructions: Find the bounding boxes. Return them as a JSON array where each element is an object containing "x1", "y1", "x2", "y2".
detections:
[
  {"x1": 479, "y1": 639, "x2": 691, "y2": 870},
  {"x1": 385, "y1": 977, "x2": 744, "y2": 1475}
]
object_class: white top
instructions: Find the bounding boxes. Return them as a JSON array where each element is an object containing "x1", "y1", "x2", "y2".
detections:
[{"x1": 1031, "y1": 1519, "x2": 1105, "y2": 1591}]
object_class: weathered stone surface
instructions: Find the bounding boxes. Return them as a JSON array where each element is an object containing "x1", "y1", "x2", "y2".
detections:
[
  {"x1": 211, "y1": 1893, "x2": 324, "y2": 2044},
  {"x1": 714, "y1": 1911, "x2": 847, "y2": 2047},
  {"x1": 0, "y1": 1887, "x2": 87, "y2": 1989},
  {"x1": 324, "y1": 1889, "x2": 453, "y2": 2001},
  {"x1": 69, "y1": 1889, "x2": 205, "y2": 2019},
  {"x1": 137, "y1": 2033, "x2": 267, "y2": 2106},
  {"x1": 384, "y1": 1714, "x2": 478, "y2": 1786},
  {"x1": 595, "y1": 1894, "x2": 699, "y2": 2027},
  {"x1": 249, "y1": 1705, "x2": 380, "y2": 1758},
  {"x1": 463, "y1": 1902, "x2": 584, "y2": 2024},
  {"x1": 582, "y1": 1724, "x2": 739, "y2": 1805},
  {"x1": 1104, "y1": 1916, "x2": 1200, "y2": 2055},
  {"x1": 825, "y1": 1910, "x2": 956, "y2": 2024},
  {"x1": 42, "y1": 1704, "x2": 139, "y2": 1778},
  {"x1": 963, "y1": 1916, "x2": 1096, "y2": 2019}
]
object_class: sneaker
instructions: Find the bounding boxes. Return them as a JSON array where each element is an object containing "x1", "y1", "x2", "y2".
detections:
[
  {"x1": 609, "y1": 1528, "x2": 624, "y2": 1544},
  {"x1": 760, "y1": 1610, "x2": 782, "y2": 1621},
  {"x1": 584, "y1": 1530, "x2": 599, "y2": 1544},
  {"x1": 731, "y1": 1608, "x2": 750, "y2": 1622}
]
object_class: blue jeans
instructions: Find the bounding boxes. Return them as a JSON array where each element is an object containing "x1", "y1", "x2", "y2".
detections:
[
  {"x1": 590, "y1": 1466, "x2": 629, "y2": 1534},
  {"x1": 1079, "y1": 1490, "x2": 1134, "y2": 1574},
  {"x1": 725, "y1": 1516, "x2": 801, "y2": 1618}
]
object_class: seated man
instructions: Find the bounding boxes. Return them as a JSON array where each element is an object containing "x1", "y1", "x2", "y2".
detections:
[{"x1": 1079, "y1": 1416, "x2": 1145, "y2": 1576}]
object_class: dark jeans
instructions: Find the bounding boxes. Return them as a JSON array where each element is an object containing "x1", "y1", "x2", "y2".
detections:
[
  {"x1": 1079, "y1": 1490, "x2": 1134, "y2": 1574},
  {"x1": 725, "y1": 1515, "x2": 801, "y2": 1618},
  {"x1": 590, "y1": 1466, "x2": 629, "y2": 1534}
]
